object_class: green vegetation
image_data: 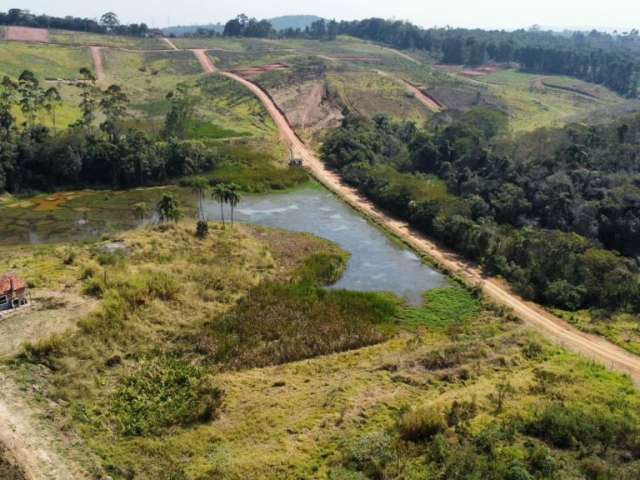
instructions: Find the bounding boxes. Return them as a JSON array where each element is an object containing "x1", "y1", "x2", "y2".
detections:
[
  {"x1": 0, "y1": 42, "x2": 93, "y2": 79},
  {"x1": 1, "y1": 217, "x2": 640, "y2": 479},
  {"x1": 49, "y1": 30, "x2": 167, "y2": 49},
  {"x1": 321, "y1": 111, "x2": 640, "y2": 320}
]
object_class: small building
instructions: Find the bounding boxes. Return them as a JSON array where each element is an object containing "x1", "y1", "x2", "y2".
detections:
[{"x1": 0, "y1": 274, "x2": 29, "y2": 312}]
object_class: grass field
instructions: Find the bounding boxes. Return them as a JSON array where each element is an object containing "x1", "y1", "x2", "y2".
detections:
[
  {"x1": 327, "y1": 70, "x2": 433, "y2": 121},
  {"x1": 477, "y1": 70, "x2": 626, "y2": 132},
  {"x1": 101, "y1": 49, "x2": 278, "y2": 140},
  {"x1": 3, "y1": 223, "x2": 640, "y2": 479},
  {"x1": 49, "y1": 30, "x2": 167, "y2": 50},
  {"x1": 0, "y1": 41, "x2": 93, "y2": 79}
]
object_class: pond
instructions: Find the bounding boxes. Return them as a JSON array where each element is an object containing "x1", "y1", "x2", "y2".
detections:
[
  {"x1": 203, "y1": 185, "x2": 445, "y2": 304},
  {"x1": 0, "y1": 184, "x2": 445, "y2": 304}
]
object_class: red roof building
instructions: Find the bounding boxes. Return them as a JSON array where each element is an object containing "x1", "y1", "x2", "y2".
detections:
[{"x1": 0, "y1": 274, "x2": 29, "y2": 312}]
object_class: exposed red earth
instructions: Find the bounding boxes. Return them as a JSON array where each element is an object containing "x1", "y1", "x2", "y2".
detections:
[{"x1": 4, "y1": 26, "x2": 49, "y2": 43}]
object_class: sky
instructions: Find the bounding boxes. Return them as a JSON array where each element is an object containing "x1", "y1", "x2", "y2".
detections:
[{"x1": 6, "y1": 0, "x2": 640, "y2": 31}]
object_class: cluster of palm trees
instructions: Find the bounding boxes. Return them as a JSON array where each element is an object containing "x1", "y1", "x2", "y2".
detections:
[{"x1": 191, "y1": 177, "x2": 242, "y2": 227}]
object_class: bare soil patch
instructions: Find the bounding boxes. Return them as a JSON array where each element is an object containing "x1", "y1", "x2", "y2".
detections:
[
  {"x1": 5, "y1": 27, "x2": 49, "y2": 43},
  {"x1": 0, "y1": 290, "x2": 98, "y2": 359},
  {"x1": 269, "y1": 79, "x2": 343, "y2": 134},
  {"x1": 89, "y1": 46, "x2": 105, "y2": 83},
  {"x1": 434, "y1": 63, "x2": 513, "y2": 78},
  {"x1": 232, "y1": 63, "x2": 290, "y2": 77}
]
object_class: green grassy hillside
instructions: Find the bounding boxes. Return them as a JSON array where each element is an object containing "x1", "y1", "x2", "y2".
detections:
[{"x1": 3, "y1": 222, "x2": 639, "y2": 479}]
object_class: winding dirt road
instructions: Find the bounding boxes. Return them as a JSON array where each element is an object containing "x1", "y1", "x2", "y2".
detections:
[{"x1": 216, "y1": 66, "x2": 640, "y2": 386}]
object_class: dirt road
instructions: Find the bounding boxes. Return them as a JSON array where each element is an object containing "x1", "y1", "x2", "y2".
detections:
[
  {"x1": 0, "y1": 372, "x2": 90, "y2": 480},
  {"x1": 193, "y1": 49, "x2": 216, "y2": 74},
  {"x1": 162, "y1": 37, "x2": 179, "y2": 50},
  {"x1": 220, "y1": 71, "x2": 640, "y2": 386},
  {"x1": 376, "y1": 70, "x2": 442, "y2": 112},
  {"x1": 89, "y1": 46, "x2": 105, "y2": 83}
]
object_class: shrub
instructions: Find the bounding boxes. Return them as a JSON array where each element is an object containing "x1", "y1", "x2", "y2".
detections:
[
  {"x1": 341, "y1": 431, "x2": 395, "y2": 479},
  {"x1": 296, "y1": 253, "x2": 348, "y2": 286},
  {"x1": 20, "y1": 334, "x2": 67, "y2": 367},
  {"x1": 111, "y1": 356, "x2": 222, "y2": 436},
  {"x1": 525, "y1": 403, "x2": 638, "y2": 452},
  {"x1": 397, "y1": 406, "x2": 447, "y2": 442},
  {"x1": 196, "y1": 220, "x2": 209, "y2": 239}
]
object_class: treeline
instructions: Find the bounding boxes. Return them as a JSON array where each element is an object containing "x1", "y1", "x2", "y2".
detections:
[
  {"x1": 0, "y1": 9, "x2": 150, "y2": 36},
  {"x1": 321, "y1": 112, "x2": 640, "y2": 313},
  {"x1": 222, "y1": 14, "x2": 338, "y2": 40},
  {"x1": 0, "y1": 70, "x2": 219, "y2": 192}
]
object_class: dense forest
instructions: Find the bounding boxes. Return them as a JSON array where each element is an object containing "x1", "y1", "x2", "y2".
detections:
[
  {"x1": 321, "y1": 110, "x2": 640, "y2": 313},
  {"x1": 0, "y1": 8, "x2": 150, "y2": 36},
  {"x1": 0, "y1": 70, "x2": 219, "y2": 192}
]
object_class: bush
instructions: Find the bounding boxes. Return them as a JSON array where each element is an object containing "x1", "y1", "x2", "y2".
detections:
[
  {"x1": 196, "y1": 220, "x2": 209, "y2": 239},
  {"x1": 296, "y1": 253, "x2": 348, "y2": 286},
  {"x1": 341, "y1": 431, "x2": 395, "y2": 479},
  {"x1": 111, "y1": 356, "x2": 222, "y2": 436},
  {"x1": 397, "y1": 406, "x2": 447, "y2": 442},
  {"x1": 525, "y1": 403, "x2": 638, "y2": 452}
]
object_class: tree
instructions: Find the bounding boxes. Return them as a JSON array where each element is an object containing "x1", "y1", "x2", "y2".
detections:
[
  {"x1": 42, "y1": 87, "x2": 62, "y2": 132},
  {"x1": 226, "y1": 183, "x2": 241, "y2": 225},
  {"x1": 133, "y1": 202, "x2": 149, "y2": 221},
  {"x1": 100, "y1": 12, "x2": 120, "y2": 32},
  {"x1": 74, "y1": 68, "x2": 98, "y2": 128},
  {"x1": 211, "y1": 183, "x2": 228, "y2": 227},
  {"x1": 156, "y1": 194, "x2": 181, "y2": 223},
  {"x1": 18, "y1": 70, "x2": 42, "y2": 128},
  {"x1": 0, "y1": 76, "x2": 17, "y2": 136},
  {"x1": 99, "y1": 84, "x2": 129, "y2": 141},
  {"x1": 190, "y1": 176, "x2": 209, "y2": 221},
  {"x1": 164, "y1": 83, "x2": 198, "y2": 139}
]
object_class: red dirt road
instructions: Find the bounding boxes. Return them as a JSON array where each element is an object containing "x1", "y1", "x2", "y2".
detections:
[
  {"x1": 89, "y1": 46, "x2": 105, "y2": 83},
  {"x1": 193, "y1": 49, "x2": 216, "y2": 74},
  {"x1": 218, "y1": 71, "x2": 640, "y2": 386}
]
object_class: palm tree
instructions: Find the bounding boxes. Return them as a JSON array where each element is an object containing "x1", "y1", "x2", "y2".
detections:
[
  {"x1": 190, "y1": 176, "x2": 209, "y2": 221},
  {"x1": 211, "y1": 183, "x2": 228, "y2": 227},
  {"x1": 226, "y1": 183, "x2": 241, "y2": 226}
]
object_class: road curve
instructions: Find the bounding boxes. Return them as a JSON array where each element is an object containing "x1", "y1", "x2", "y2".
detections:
[{"x1": 218, "y1": 69, "x2": 640, "y2": 386}]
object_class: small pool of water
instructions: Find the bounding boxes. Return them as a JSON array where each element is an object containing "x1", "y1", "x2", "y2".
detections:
[{"x1": 203, "y1": 186, "x2": 445, "y2": 304}]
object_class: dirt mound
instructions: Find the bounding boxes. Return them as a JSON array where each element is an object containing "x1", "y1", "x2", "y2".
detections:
[
  {"x1": 434, "y1": 63, "x2": 512, "y2": 78},
  {"x1": 232, "y1": 63, "x2": 289, "y2": 77},
  {"x1": 5, "y1": 26, "x2": 49, "y2": 43},
  {"x1": 269, "y1": 80, "x2": 343, "y2": 134},
  {"x1": 427, "y1": 85, "x2": 504, "y2": 112}
]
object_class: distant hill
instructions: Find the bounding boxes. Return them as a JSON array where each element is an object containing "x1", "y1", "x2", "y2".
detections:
[
  {"x1": 162, "y1": 23, "x2": 225, "y2": 37},
  {"x1": 162, "y1": 15, "x2": 324, "y2": 37},
  {"x1": 269, "y1": 15, "x2": 324, "y2": 31}
]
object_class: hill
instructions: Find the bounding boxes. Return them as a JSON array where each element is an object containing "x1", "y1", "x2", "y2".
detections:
[
  {"x1": 269, "y1": 14, "x2": 324, "y2": 31},
  {"x1": 162, "y1": 15, "x2": 323, "y2": 37},
  {"x1": 162, "y1": 23, "x2": 225, "y2": 37}
]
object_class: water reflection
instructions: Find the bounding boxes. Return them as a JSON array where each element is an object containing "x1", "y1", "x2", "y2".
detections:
[{"x1": 203, "y1": 186, "x2": 445, "y2": 304}]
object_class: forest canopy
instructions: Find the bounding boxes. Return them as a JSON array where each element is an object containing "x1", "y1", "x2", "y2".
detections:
[{"x1": 321, "y1": 110, "x2": 640, "y2": 313}]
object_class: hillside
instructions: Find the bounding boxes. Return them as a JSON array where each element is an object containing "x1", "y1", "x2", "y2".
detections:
[{"x1": 1, "y1": 19, "x2": 640, "y2": 480}]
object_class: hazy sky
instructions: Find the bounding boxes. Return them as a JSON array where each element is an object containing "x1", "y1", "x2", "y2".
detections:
[{"x1": 8, "y1": 0, "x2": 640, "y2": 30}]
